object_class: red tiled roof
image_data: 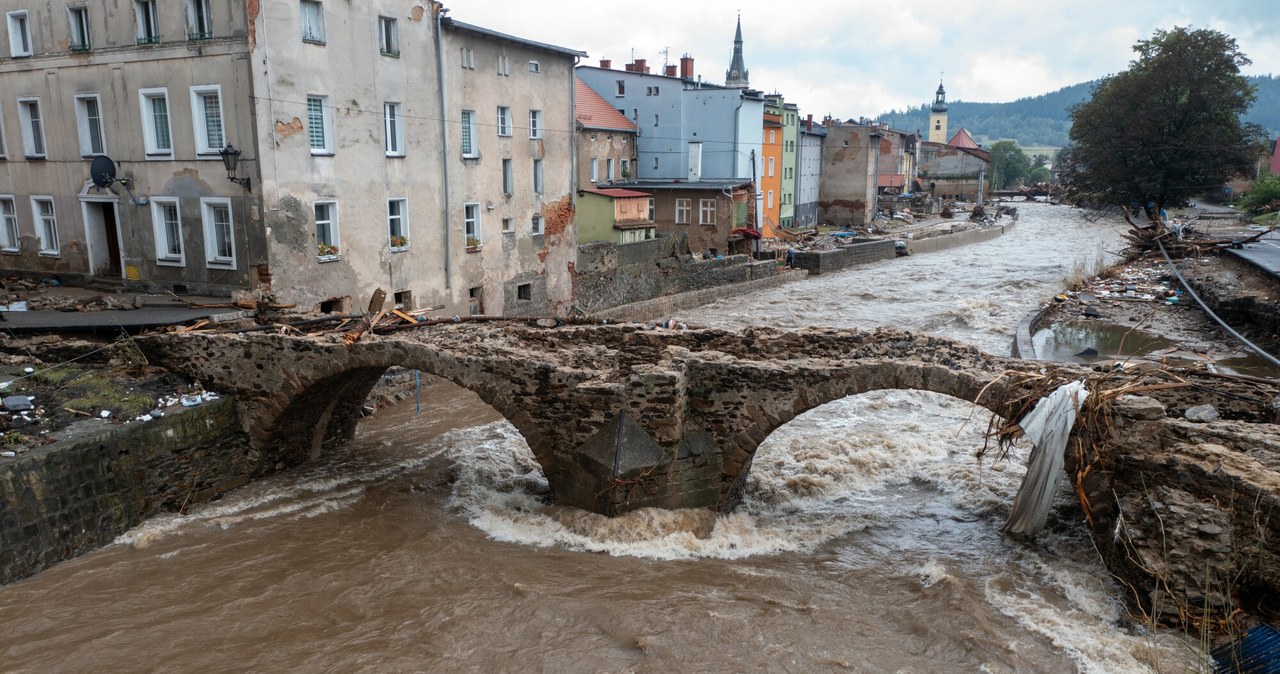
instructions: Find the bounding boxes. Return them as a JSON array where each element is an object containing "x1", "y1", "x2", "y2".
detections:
[
  {"x1": 948, "y1": 128, "x2": 980, "y2": 149},
  {"x1": 575, "y1": 79, "x2": 638, "y2": 132},
  {"x1": 581, "y1": 187, "x2": 651, "y2": 198}
]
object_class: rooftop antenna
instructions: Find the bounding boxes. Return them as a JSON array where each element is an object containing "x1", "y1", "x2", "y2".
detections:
[
  {"x1": 660, "y1": 46, "x2": 670, "y2": 68},
  {"x1": 89, "y1": 155, "x2": 147, "y2": 205}
]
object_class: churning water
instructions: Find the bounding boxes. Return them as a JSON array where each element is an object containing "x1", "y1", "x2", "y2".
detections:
[{"x1": 0, "y1": 204, "x2": 1205, "y2": 672}]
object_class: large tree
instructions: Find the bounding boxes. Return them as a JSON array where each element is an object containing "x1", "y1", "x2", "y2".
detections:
[
  {"x1": 1059, "y1": 27, "x2": 1257, "y2": 216},
  {"x1": 989, "y1": 140, "x2": 1031, "y2": 189}
]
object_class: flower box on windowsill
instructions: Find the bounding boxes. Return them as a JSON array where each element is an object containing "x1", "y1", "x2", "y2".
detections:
[
  {"x1": 317, "y1": 243, "x2": 340, "y2": 261},
  {"x1": 389, "y1": 235, "x2": 409, "y2": 251},
  {"x1": 380, "y1": 48, "x2": 400, "y2": 58},
  {"x1": 136, "y1": 36, "x2": 161, "y2": 46},
  {"x1": 465, "y1": 236, "x2": 482, "y2": 253},
  {"x1": 69, "y1": 43, "x2": 91, "y2": 53}
]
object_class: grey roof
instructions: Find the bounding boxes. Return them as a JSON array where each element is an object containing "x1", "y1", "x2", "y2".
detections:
[
  {"x1": 610, "y1": 179, "x2": 753, "y2": 191},
  {"x1": 443, "y1": 19, "x2": 588, "y2": 59}
]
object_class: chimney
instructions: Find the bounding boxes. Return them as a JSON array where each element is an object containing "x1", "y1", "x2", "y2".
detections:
[
  {"x1": 634, "y1": 58, "x2": 648, "y2": 73},
  {"x1": 665, "y1": 64, "x2": 677, "y2": 77},
  {"x1": 624, "y1": 62, "x2": 635, "y2": 72},
  {"x1": 599, "y1": 58, "x2": 612, "y2": 69},
  {"x1": 680, "y1": 55, "x2": 694, "y2": 79},
  {"x1": 806, "y1": 113, "x2": 813, "y2": 131}
]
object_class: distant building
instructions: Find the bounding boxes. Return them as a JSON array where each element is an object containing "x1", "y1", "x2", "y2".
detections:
[
  {"x1": 818, "y1": 119, "x2": 917, "y2": 227},
  {"x1": 576, "y1": 188, "x2": 655, "y2": 245},
  {"x1": 795, "y1": 116, "x2": 826, "y2": 228},
  {"x1": 575, "y1": 77, "x2": 638, "y2": 189},
  {"x1": 918, "y1": 128, "x2": 991, "y2": 203},
  {"x1": 761, "y1": 109, "x2": 783, "y2": 236},
  {"x1": 725, "y1": 14, "x2": 749, "y2": 89},
  {"x1": 1271, "y1": 138, "x2": 1280, "y2": 175},
  {"x1": 765, "y1": 94, "x2": 799, "y2": 230},
  {"x1": 928, "y1": 80, "x2": 949, "y2": 143}
]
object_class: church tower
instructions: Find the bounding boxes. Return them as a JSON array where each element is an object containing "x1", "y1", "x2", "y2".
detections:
[
  {"x1": 928, "y1": 79, "x2": 948, "y2": 143},
  {"x1": 725, "y1": 14, "x2": 749, "y2": 89}
]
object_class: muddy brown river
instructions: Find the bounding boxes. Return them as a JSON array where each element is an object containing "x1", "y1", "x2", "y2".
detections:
[{"x1": 0, "y1": 203, "x2": 1208, "y2": 672}]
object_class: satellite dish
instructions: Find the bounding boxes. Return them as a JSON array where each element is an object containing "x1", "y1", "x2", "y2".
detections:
[{"x1": 90, "y1": 155, "x2": 117, "y2": 188}]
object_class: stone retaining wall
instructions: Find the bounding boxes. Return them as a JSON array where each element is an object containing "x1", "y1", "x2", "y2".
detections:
[
  {"x1": 0, "y1": 398, "x2": 251, "y2": 584},
  {"x1": 788, "y1": 239, "x2": 897, "y2": 275},
  {"x1": 592, "y1": 270, "x2": 807, "y2": 321},
  {"x1": 904, "y1": 220, "x2": 1016, "y2": 255}
]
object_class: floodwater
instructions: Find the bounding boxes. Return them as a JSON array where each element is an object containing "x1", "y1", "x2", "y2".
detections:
[{"x1": 0, "y1": 203, "x2": 1208, "y2": 672}]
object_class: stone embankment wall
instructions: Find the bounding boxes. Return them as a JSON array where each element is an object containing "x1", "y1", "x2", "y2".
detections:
[
  {"x1": 788, "y1": 239, "x2": 896, "y2": 275},
  {"x1": 574, "y1": 235, "x2": 788, "y2": 316},
  {"x1": 0, "y1": 399, "x2": 251, "y2": 584},
  {"x1": 904, "y1": 220, "x2": 1016, "y2": 255}
]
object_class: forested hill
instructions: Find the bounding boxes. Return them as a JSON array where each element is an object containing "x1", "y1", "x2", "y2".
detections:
[{"x1": 875, "y1": 75, "x2": 1280, "y2": 148}]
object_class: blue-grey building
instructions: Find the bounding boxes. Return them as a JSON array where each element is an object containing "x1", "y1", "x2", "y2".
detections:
[{"x1": 795, "y1": 118, "x2": 826, "y2": 228}]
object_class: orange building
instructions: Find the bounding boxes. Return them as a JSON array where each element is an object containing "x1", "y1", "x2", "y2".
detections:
[{"x1": 760, "y1": 111, "x2": 783, "y2": 238}]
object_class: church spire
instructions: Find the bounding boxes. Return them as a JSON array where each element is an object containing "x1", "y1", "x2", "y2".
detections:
[{"x1": 725, "y1": 13, "x2": 749, "y2": 89}]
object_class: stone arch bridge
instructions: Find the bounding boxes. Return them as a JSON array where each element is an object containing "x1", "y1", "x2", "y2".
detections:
[{"x1": 141, "y1": 321, "x2": 1280, "y2": 623}]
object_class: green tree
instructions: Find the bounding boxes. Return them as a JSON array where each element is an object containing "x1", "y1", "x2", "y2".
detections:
[
  {"x1": 1059, "y1": 27, "x2": 1257, "y2": 215},
  {"x1": 989, "y1": 140, "x2": 1031, "y2": 189}
]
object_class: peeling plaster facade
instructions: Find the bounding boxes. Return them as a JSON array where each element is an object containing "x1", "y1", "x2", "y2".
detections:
[{"x1": 0, "y1": 1, "x2": 584, "y2": 316}]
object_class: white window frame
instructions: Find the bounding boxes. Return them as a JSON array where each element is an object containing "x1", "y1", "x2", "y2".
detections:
[
  {"x1": 138, "y1": 88, "x2": 173, "y2": 158},
  {"x1": 299, "y1": 0, "x2": 324, "y2": 43},
  {"x1": 615, "y1": 80, "x2": 625, "y2": 97},
  {"x1": 502, "y1": 217, "x2": 514, "y2": 233},
  {"x1": 496, "y1": 106, "x2": 511, "y2": 137},
  {"x1": 31, "y1": 197, "x2": 58, "y2": 256},
  {"x1": 463, "y1": 202, "x2": 481, "y2": 245},
  {"x1": 527, "y1": 60, "x2": 540, "y2": 73},
  {"x1": 675, "y1": 198, "x2": 691, "y2": 225},
  {"x1": 189, "y1": 85, "x2": 225, "y2": 155},
  {"x1": 497, "y1": 54, "x2": 510, "y2": 76},
  {"x1": 699, "y1": 198, "x2": 716, "y2": 226},
  {"x1": 68, "y1": 6, "x2": 91, "y2": 50},
  {"x1": 384, "y1": 102, "x2": 404, "y2": 157},
  {"x1": 0, "y1": 196, "x2": 19, "y2": 252},
  {"x1": 7, "y1": 11, "x2": 32, "y2": 57},
  {"x1": 531, "y1": 215, "x2": 543, "y2": 235},
  {"x1": 185, "y1": 0, "x2": 212, "y2": 39},
  {"x1": 378, "y1": 16, "x2": 398, "y2": 56},
  {"x1": 17, "y1": 98, "x2": 46, "y2": 159},
  {"x1": 134, "y1": 1, "x2": 159, "y2": 43},
  {"x1": 502, "y1": 158, "x2": 513, "y2": 195},
  {"x1": 75, "y1": 94, "x2": 106, "y2": 157},
  {"x1": 590, "y1": 158, "x2": 598, "y2": 183},
  {"x1": 306, "y1": 94, "x2": 333, "y2": 155},
  {"x1": 201, "y1": 197, "x2": 235, "y2": 268},
  {"x1": 606, "y1": 158, "x2": 614, "y2": 182},
  {"x1": 533, "y1": 159, "x2": 544, "y2": 196},
  {"x1": 313, "y1": 201, "x2": 339, "y2": 259},
  {"x1": 150, "y1": 197, "x2": 185, "y2": 266},
  {"x1": 768, "y1": 190, "x2": 774, "y2": 209},
  {"x1": 387, "y1": 198, "x2": 408, "y2": 250},
  {"x1": 529, "y1": 109, "x2": 542, "y2": 139},
  {"x1": 460, "y1": 46, "x2": 475, "y2": 69},
  {"x1": 768, "y1": 156, "x2": 775, "y2": 177},
  {"x1": 460, "y1": 109, "x2": 478, "y2": 158},
  {"x1": 0, "y1": 102, "x2": 7, "y2": 159}
]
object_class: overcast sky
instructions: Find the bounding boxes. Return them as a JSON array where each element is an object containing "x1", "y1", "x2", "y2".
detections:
[{"x1": 444, "y1": 0, "x2": 1279, "y2": 120}]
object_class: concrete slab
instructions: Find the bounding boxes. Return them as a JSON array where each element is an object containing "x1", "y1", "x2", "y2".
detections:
[{"x1": 1227, "y1": 231, "x2": 1280, "y2": 279}]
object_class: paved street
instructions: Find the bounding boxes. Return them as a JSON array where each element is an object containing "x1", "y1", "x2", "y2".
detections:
[{"x1": 1228, "y1": 228, "x2": 1280, "y2": 278}]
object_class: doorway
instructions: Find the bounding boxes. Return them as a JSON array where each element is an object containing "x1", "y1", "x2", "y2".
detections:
[{"x1": 80, "y1": 191, "x2": 123, "y2": 279}]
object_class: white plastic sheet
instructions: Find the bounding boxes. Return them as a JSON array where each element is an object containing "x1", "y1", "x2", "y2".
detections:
[{"x1": 1003, "y1": 380, "x2": 1089, "y2": 536}]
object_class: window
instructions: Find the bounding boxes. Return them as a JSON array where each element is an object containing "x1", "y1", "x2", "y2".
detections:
[
  {"x1": 32, "y1": 198, "x2": 58, "y2": 255},
  {"x1": 0, "y1": 102, "x2": 6, "y2": 158},
  {"x1": 135, "y1": 1, "x2": 159, "y2": 43},
  {"x1": 460, "y1": 46, "x2": 475, "y2": 69},
  {"x1": 202, "y1": 198, "x2": 235, "y2": 267},
  {"x1": 313, "y1": 201, "x2": 338, "y2": 258},
  {"x1": 384, "y1": 102, "x2": 404, "y2": 156},
  {"x1": 7, "y1": 11, "x2": 32, "y2": 57},
  {"x1": 653, "y1": 114, "x2": 659, "y2": 127},
  {"x1": 306, "y1": 95, "x2": 332, "y2": 154},
  {"x1": 464, "y1": 203, "x2": 480, "y2": 245},
  {"x1": 768, "y1": 156, "x2": 775, "y2": 177},
  {"x1": 186, "y1": 0, "x2": 212, "y2": 39},
  {"x1": 531, "y1": 215, "x2": 542, "y2": 235},
  {"x1": 460, "y1": 110, "x2": 477, "y2": 157},
  {"x1": 647, "y1": 198, "x2": 655, "y2": 221},
  {"x1": 769, "y1": 130, "x2": 776, "y2": 143},
  {"x1": 75, "y1": 95, "x2": 106, "y2": 156},
  {"x1": 468, "y1": 286, "x2": 483, "y2": 315},
  {"x1": 699, "y1": 199, "x2": 716, "y2": 225},
  {"x1": 606, "y1": 158, "x2": 614, "y2": 181},
  {"x1": 151, "y1": 198, "x2": 184, "y2": 265},
  {"x1": 502, "y1": 158, "x2": 513, "y2": 195},
  {"x1": 497, "y1": 54, "x2": 510, "y2": 76},
  {"x1": 621, "y1": 159, "x2": 630, "y2": 179},
  {"x1": 589, "y1": 158, "x2": 598, "y2": 182},
  {"x1": 17, "y1": 98, "x2": 46, "y2": 158},
  {"x1": 767, "y1": 190, "x2": 774, "y2": 208},
  {"x1": 496, "y1": 106, "x2": 511, "y2": 137},
  {"x1": 517, "y1": 283, "x2": 531, "y2": 301},
  {"x1": 378, "y1": 16, "x2": 398, "y2": 57},
  {"x1": 675, "y1": 198, "x2": 691, "y2": 225},
  {"x1": 653, "y1": 156, "x2": 659, "y2": 170},
  {"x1": 139, "y1": 88, "x2": 172, "y2": 157},
  {"x1": 529, "y1": 109, "x2": 542, "y2": 139},
  {"x1": 527, "y1": 60, "x2": 540, "y2": 73},
  {"x1": 0, "y1": 197, "x2": 18, "y2": 252},
  {"x1": 68, "y1": 6, "x2": 91, "y2": 50},
  {"x1": 615, "y1": 80, "x2": 625, "y2": 97},
  {"x1": 190, "y1": 85, "x2": 224, "y2": 155},
  {"x1": 388, "y1": 198, "x2": 408, "y2": 249},
  {"x1": 533, "y1": 159, "x2": 543, "y2": 196},
  {"x1": 502, "y1": 217, "x2": 514, "y2": 233},
  {"x1": 299, "y1": 0, "x2": 324, "y2": 43}
]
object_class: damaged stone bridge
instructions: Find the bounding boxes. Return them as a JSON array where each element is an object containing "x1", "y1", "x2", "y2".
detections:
[{"x1": 141, "y1": 321, "x2": 1280, "y2": 622}]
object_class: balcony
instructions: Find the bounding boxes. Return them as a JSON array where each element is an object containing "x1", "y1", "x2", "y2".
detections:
[
  {"x1": 187, "y1": 31, "x2": 214, "y2": 41},
  {"x1": 136, "y1": 35, "x2": 161, "y2": 46}
]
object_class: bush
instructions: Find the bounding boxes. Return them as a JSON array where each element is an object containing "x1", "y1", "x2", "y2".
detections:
[{"x1": 1236, "y1": 173, "x2": 1280, "y2": 213}]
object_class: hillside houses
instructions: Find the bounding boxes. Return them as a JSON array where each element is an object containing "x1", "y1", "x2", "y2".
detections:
[{"x1": 0, "y1": 4, "x2": 989, "y2": 314}]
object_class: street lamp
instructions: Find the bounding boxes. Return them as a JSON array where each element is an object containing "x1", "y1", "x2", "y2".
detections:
[{"x1": 219, "y1": 143, "x2": 252, "y2": 192}]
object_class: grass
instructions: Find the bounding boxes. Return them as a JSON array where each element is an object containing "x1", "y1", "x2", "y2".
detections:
[{"x1": 16, "y1": 366, "x2": 156, "y2": 420}]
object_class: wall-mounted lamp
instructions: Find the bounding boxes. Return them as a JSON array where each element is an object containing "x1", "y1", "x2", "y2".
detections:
[{"x1": 219, "y1": 143, "x2": 252, "y2": 192}]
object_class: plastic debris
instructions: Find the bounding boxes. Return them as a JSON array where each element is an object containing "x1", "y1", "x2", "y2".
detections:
[{"x1": 1004, "y1": 380, "x2": 1090, "y2": 536}]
